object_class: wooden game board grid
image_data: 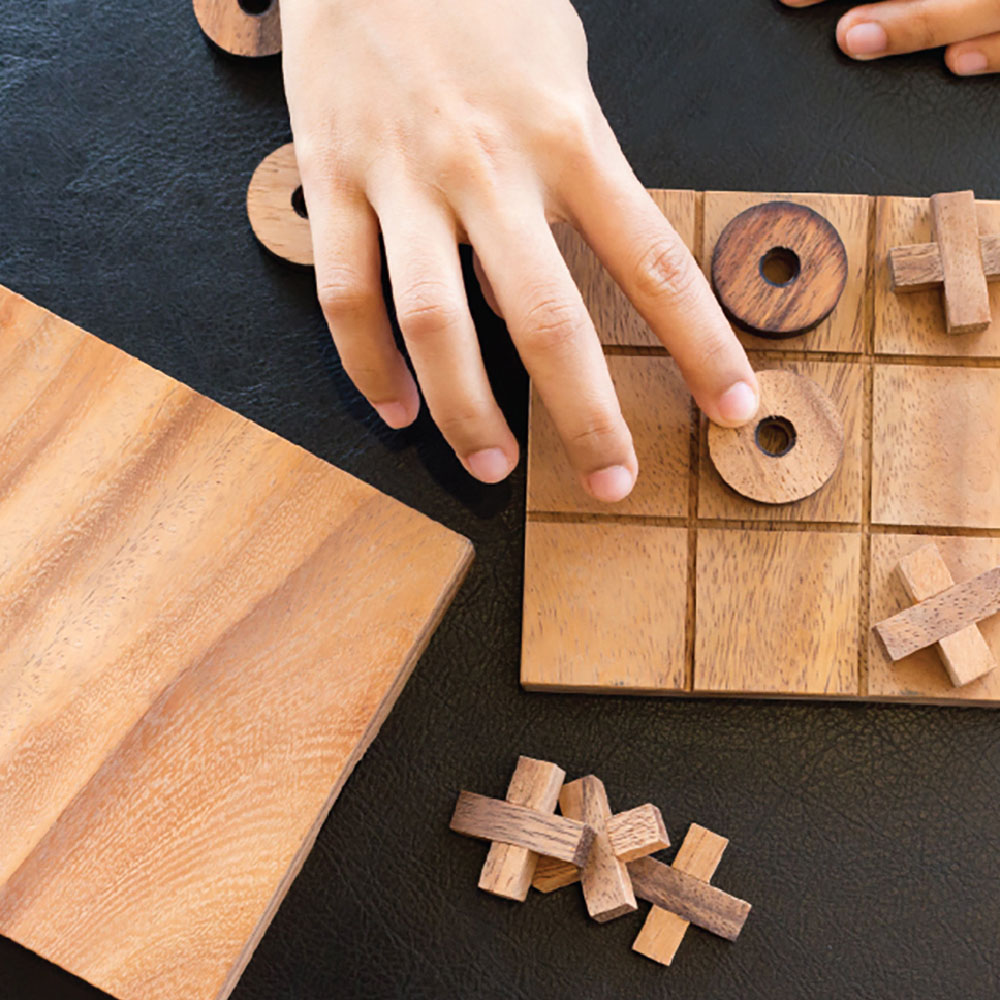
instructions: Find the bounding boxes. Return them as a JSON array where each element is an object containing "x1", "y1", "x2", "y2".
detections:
[{"x1": 523, "y1": 190, "x2": 1000, "y2": 706}]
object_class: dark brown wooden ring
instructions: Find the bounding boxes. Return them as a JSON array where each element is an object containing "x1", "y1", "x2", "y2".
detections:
[
  {"x1": 711, "y1": 201, "x2": 848, "y2": 339},
  {"x1": 246, "y1": 144, "x2": 314, "y2": 266},
  {"x1": 708, "y1": 369, "x2": 844, "y2": 504},
  {"x1": 193, "y1": 0, "x2": 282, "y2": 58}
]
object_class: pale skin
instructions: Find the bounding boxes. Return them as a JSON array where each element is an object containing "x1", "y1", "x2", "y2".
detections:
[{"x1": 281, "y1": 0, "x2": 995, "y2": 504}]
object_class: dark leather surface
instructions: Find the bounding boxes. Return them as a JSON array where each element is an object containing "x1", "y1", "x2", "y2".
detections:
[{"x1": 2, "y1": 2, "x2": 1000, "y2": 997}]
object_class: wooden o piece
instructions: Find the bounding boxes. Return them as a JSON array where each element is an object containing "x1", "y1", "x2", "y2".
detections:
[
  {"x1": 708, "y1": 369, "x2": 844, "y2": 505},
  {"x1": 712, "y1": 201, "x2": 848, "y2": 338},
  {"x1": 193, "y1": 0, "x2": 282, "y2": 58},
  {"x1": 246, "y1": 144, "x2": 314, "y2": 266}
]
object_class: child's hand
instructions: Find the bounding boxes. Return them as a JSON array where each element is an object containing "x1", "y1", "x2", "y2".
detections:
[
  {"x1": 280, "y1": 0, "x2": 758, "y2": 502},
  {"x1": 782, "y1": 0, "x2": 1000, "y2": 75}
]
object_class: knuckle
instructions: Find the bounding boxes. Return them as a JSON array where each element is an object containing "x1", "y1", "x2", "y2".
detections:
[
  {"x1": 568, "y1": 413, "x2": 625, "y2": 453},
  {"x1": 631, "y1": 235, "x2": 701, "y2": 304},
  {"x1": 519, "y1": 292, "x2": 585, "y2": 354},
  {"x1": 394, "y1": 279, "x2": 464, "y2": 340},
  {"x1": 317, "y1": 268, "x2": 379, "y2": 319}
]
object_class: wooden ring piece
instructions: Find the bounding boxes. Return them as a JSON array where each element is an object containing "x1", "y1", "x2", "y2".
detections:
[
  {"x1": 711, "y1": 201, "x2": 848, "y2": 338},
  {"x1": 708, "y1": 370, "x2": 844, "y2": 505},
  {"x1": 246, "y1": 144, "x2": 314, "y2": 266},
  {"x1": 193, "y1": 0, "x2": 282, "y2": 58}
]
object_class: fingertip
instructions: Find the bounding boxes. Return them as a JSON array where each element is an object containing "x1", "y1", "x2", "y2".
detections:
[
  {"x1": 584, "y1": 463, "x2": 636, "y2": 504},
  {"x1": 948, "y1": 46, "x2": 989, "y2": 75},
  {"x1": 838, "y1": 17, "x2": 887, "y2": 59},
  {"x1": 373, "y1": 378, "x2": 421, "y2": 429},
  {"x1": 712, "y1": 378, "x2": 760, "y2": 429},
  {"x1": 464, "y1": 443, "x2": 518, "y2": 484}
]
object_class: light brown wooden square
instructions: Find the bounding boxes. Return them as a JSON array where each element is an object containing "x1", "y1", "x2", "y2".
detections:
[
  {"x1": 521, "y1": 520, "x2": 688, "y2": 693},
  {"x1": 697, "y1": 361, "x2": 865, "y2": 524},
  {"x1": 872, "y1": 364, "x2": 1000, "y2": 529},
  {"x1": 701, "y1": 192, "x2": 872, "y2": 353},
  {"x1": 694, "y1": 528, "x2": 861, "y2": 695},
  {"x1": 526, "y1": 355, "x2": 691, "y2": 517},
  {"x1": 874, "y1": 195, "x2": 1000, "y2": 357},
  {"x1": 869, "y1": 534, "x2": 1000, "y2": 704},
  {"x1": 554, "y1": 189, "x2": 698, "y2": 347}
]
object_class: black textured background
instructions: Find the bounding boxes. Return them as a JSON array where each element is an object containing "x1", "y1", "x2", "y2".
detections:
[{"x1": 3, "y1": 2, "x2": 1000, "y2": 998}]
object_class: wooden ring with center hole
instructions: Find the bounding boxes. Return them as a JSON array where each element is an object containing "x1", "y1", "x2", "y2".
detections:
[
  {"x1": 711, "y1": 201, "x2": 848, "y2": 338},
  {"x1": 708, "y1": 369, "x2": 844, "y2": 504},
  {"x1": 193, "y1": 0, "x2": 282, "y2": 58},
  {"x1": 246, "y1": 144, "x2": 314, "y2": 266}
]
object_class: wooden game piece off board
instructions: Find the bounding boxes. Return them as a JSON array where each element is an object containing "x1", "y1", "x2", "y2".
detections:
[
  {"x1": 523, "y1": 190, "x2": 1000, "y2": 707},
  {"x1": 0, "y1": 284, "x2": 472, "y2": 1000}
]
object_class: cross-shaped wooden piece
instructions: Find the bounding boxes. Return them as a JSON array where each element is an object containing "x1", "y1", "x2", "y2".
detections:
[
  {"x1": 874, "y1": 546, "x2": 1000, "y2": 686},
  {"x1": 531, "y1": 776, "x2": 669, "y2": 922},
  {"x1": 888, "y1": 190, "x2": 997, "y2": 334},
  {"x1": 632, "y1": 823, "x2": 729, "y2": 965}
]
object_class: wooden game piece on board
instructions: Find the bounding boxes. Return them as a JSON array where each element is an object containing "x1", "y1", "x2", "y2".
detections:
[
  {"x1": 0, "y1": 284, "x2": 472, "y2": 1000},
  {"x1": 707, "y1": 369, "x2": 845, "y2": 505},
  {"x1": 450, "y1": 792, "x2": 595, "y2": 868},
  {"x1": 558, "y1": 776, "x2": 637, "y2": 922},
  {"x1": 873, "y1": 566, "x2": 1000, "y2": 663},
  {"x1": 478, "y1": 757, "x2": 566, "y2": 901},
  {"x1": 889, "y1": 234, "x2": 1000, "y2": 291},
  {"x1": 633, "y1": 824, "x2": 729, "y2": 966},
  {"x1": 893, "y1": 544, "x2": 997, "y2": 687},
  {"x1": 247, "y1": 144, "x2": 314, "y2": 266},
  {"x1": 193, "y1": 0, "x2": 282, "y2": 57},
  {"x1": 531, "y1": 802, "x2": 669, "y2": 893},
  {"x1": 888, "y1": 191, "x2": 991, "y2": 335},
  {"x1": 627, "y1": 856, "x2": 751, "y2": 942},
  {"x1": 711, "y1": 201, "x2": 848, "y2": 338}
]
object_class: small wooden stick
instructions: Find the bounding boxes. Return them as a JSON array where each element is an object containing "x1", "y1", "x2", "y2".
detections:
[
  {"x1": 627, "y1": 856, "x2": 751, "y2": 942},
  {"x1": 894, "y1": 544, "x2": 997, "y2": 687},
  {"x1": 930, "y1": 191, "x2": 991, "y2": 334},
  {"x1": 532, "y1": 803, "x2": 668, "y2": 893},
  {"x1": 450, "y1": 791, "x2": 594, "y2": 868},
  {"x1": 478, "y1": 757, "x2": 565, "y2": 901},
  {"x1": 874, "y1": 565, "x2": 1000, "y2": 662},
  {"x1": 889, "y1": 234, "x2": 1000, "y2": 292},
  {"x1": 633, "y1": 824, "x2": 728, "y2": 966},
  {"x1": 559, "y1": 776, "x2": 637, "y2": 922}
]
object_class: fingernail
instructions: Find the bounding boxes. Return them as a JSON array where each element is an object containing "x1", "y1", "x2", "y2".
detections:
[
  {"x1": 374, "y1": 401, "x2": 411, "y2": 429},
  {"x1": 717, "y1": 380, "x2": 759, "y2": 425},
  {"x1": 586, "y1": 465, "x2": 635, "y2": 503},
  {"x1": 466, "y1": 447, "x2": 512, "y2": 483},
  {"x1": 954, "y1": 50, "x2": 989, "y2": 75},
  {"x1": 844, "y1": 22, "x2": 888, "y2": 58}
]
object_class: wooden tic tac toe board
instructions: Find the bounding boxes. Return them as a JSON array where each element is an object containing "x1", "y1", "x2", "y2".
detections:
[
  {"x1": 0, "y1": 285, "x2": 471, "y2": 1000},
  {"x1": 522, "y1": 191, "x2": 1000, "y2": 707}
]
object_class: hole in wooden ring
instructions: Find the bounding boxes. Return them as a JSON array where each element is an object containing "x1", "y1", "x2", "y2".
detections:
[
  {"x1": 238, "y1": 0, "x2": 274, "y2": 15},
  {"x1": 754, "y1": 415, "x2": 796, "y2": 458},
  {"x1": 291, "y1": 186, "x2": 308, "y2": 220},
  {"x1": 758, "y1": 247, "x2": 800, "y2": 287}
]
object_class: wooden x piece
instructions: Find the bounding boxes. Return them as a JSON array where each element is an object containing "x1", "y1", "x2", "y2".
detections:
[
  {"x1": 477, "y1": 756, "x2": 565, "y2": 901},
  {"x1": 888, "y1": 190, "x2": 994, "y2": 334},
  {"x1": 533, "y1": 777, "x2": 669, "y2": 923},
  {"x1": 874, "y1": 561, "x2": 1000, "y2": 669},
  {"x1": 449, "y1": 791, "x2": 594, "y2": 868},
  {"x1": 632, "y1": 823, "x2": 728, "y2": 966}
]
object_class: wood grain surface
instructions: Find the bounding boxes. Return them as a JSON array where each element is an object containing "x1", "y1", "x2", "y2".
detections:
[
  {"x1": 875, "y1": 194, "x2": 1000, "y2": 356},
  {"x1": 521, "y1": 522, "x2": 689, "y2": 693},
  {"x1": 929, "y1": 191, "x2": 992, "y2": 335},
  {"x1": 626, "y1": 856, "x2": 750, "y2": 942},
  {"x1": 702, "y1": 191, "x2": 871, "y2": 353},
  {"x1": 872, "y1": 365, "x2": 1000, "y2": 529},
  {"x1": 633, "y1": 824, "x2": 729, "y2": 966},
  {"x1": 192, "y1": 0, "x2": 282, "y2": 57},
  {"x1": 477, "y1": 757, "x2": 565, "y2": 901},
  {"x1": 450, "y1": 791, "x2": 594, "y2": 867},
  {"x1": 889, "y1": 234, "x2": 1000, "y2": 291},
  {"x1": 894, "y1": 543, "x2": 996, "y2": 686},
  {"x1": 0, "y1": 285, "x2": 472, "y2": 1000},
  {"x1": 246, "y1": 144, "x2": 313, "y2": 267},
  {"x1": 874, "y1": 567, "x2": 1000, "y2": 661},
  {"x1": 559, "y1": 776, "x2": 637, "y2": 923},
  {"x1": 707, "y1": 369, "x2": 844, "y2": 505},
  {"x1": 694, "y1": 529, "x2": 861, "y2": 695},
  {"x1": 711, "y1": 201, "x2": 848, "y2": 338}
]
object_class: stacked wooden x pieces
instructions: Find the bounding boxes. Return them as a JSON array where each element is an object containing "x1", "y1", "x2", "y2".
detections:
[{"x1": 448, "y1": 756, "x2": 751, "y2": 967}]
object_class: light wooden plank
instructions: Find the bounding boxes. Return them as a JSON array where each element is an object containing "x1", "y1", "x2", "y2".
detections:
[
  {"x1": 0, "y1": 284, "x2": 472, "y2": 1000},
  {"x1": 478, "y1": 757, "x2": 565, "y2": 901},
  {"x1": 930, "y1": 191, "x2": 991, "y2": 335},
  {"x1": 888, "y1": 234, "x2": 1000, "y2": 291}
]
